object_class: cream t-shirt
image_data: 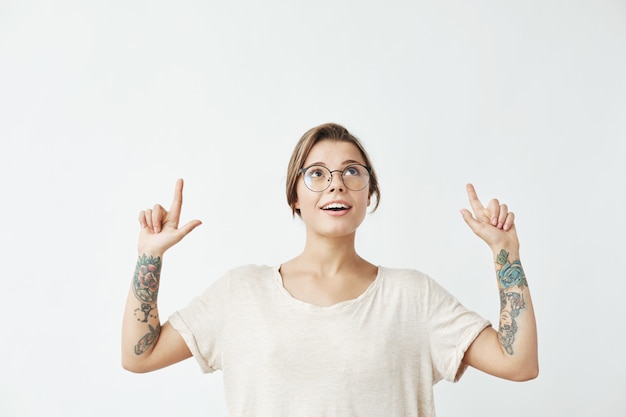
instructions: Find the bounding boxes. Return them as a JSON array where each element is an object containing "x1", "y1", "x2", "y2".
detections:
[{"x1": 169, "y1": 264, "x2": 490, "y2": 417}]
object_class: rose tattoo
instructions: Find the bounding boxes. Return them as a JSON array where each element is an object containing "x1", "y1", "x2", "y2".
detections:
[{"x1": 133, "y1": 254, "x2": 161, "y2": 303}]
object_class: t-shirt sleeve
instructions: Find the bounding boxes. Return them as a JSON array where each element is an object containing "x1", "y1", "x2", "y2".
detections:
[
  {"x1": 168, "y1": 272, "x2": 230, "y2": 373},
  {"x1": 425, "y1": 275, "x2": 491, "y2": 383}
]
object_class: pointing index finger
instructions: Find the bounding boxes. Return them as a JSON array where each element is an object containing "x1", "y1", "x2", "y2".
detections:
[
  {"x1": 168, "y1": 178, "x2": 184, "y2": 222},
  {"x1": 466, "y1": 183, "x2": 484, "y2": 213}
]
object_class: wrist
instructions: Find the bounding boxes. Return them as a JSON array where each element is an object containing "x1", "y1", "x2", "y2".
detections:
[
  {"x1": 492, "y1": 246, "x2": 520, "y2": 261},
  {"x1": 137, "y1": 249, "x2": 165, "y2": 258}
]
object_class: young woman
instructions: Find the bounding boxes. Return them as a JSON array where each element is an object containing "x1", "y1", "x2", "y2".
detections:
[{"x1": 122, "y1": 123, "x2": 538, "y2": 416}]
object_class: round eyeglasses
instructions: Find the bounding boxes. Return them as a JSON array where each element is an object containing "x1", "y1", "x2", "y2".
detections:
[{"x1": 299, "y1": 163, "x2": 371, "y2": 192}]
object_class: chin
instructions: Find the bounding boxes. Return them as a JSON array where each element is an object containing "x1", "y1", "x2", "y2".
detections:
[{"x1": 310, "y1": 222, "x2": 362, "y2": 239}]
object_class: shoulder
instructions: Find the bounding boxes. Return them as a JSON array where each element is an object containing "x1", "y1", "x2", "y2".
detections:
[
  {"x1": 213, "y1": 264, "x2": 276, "y2": 291},
  {"x1": 379, "y1": 266, "x2": 431, "y2": 286},
  {"x1": 378, "y1": 266, "x2": 450, "y2": 297},
  {"x1": 195, "y1": 264, "x2": 276, "y2": 304},
  {"x1": 227, "y1": 264, "x2": 275, "y2": 278}
]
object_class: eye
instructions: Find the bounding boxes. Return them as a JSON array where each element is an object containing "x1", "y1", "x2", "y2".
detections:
[
  {"x1": 306, "y1": 167, "x2": 326, "y2": 179},
  {"x1": 344, "y1": 165, "x2": 364, "y2": 176}
]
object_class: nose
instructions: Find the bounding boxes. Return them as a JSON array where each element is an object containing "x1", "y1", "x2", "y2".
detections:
[{"x1": 327, "y1": 170, "x2": 344, "y2": 192}]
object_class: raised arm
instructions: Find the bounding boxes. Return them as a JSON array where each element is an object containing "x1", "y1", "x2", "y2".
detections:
[
  {"x1": 121, "y1": 179, "x2": 202, "y2": 373},
  {"x1": 460, "y1": 184, "x2": 538, "y2": 381}
]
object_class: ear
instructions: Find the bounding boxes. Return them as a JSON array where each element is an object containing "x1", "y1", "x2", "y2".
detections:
[{"x1": 367, "y1": 195, "x2": 371, "y2": 207}]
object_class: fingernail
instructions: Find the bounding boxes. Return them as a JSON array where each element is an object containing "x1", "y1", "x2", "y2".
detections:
[
  {"x1": 491, "y1": 217, "x2": 498, "y2": 226},
  {"x1": 153, "y1": 227, "x2": 158, "y2": 233}
]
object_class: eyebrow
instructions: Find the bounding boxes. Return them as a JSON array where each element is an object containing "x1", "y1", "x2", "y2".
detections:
[{"x1": 307, "y1": 159, "x2": 364, "y2": 167}]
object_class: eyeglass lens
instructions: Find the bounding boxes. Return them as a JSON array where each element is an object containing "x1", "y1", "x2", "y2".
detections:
[{"x1": 303, "y1": 164, "x2": 370, "y2": 192}]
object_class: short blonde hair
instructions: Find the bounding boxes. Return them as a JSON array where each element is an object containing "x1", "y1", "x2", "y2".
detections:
[{"x1": 286, "y1": 123, "x2": 380, "y2": 217}]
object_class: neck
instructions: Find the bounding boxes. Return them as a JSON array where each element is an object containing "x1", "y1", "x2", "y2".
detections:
[{"x1": 297, "y1": 232, "x2": 363, "y2": 275}]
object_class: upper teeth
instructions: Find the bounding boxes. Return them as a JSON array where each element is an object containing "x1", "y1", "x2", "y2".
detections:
[{"x1": 323, "y1": 203, "x2": 349, "y2": 209}]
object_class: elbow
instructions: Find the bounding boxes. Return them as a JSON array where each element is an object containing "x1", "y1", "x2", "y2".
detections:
[
  {"x1": 122, "y1": 362, "x2": 143, "y2": 374},
  {"x1": 122, "y1": 362, "x2": 152, "y2": 374},
  {"x1": 510, "y1": 364, "x2": 539, "y2": 382},
  {"x1": 524, "y1": 364, "x2": 540, "y2": 381},
  {"x1": 121, "y1": 354, "x2": 151, "y2": 374},
  {"x1": 122, "y1": 360, "x2": 143, "y2": 374}
]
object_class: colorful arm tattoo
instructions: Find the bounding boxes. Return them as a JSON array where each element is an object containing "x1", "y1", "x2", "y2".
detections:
[
  {"x1": 133, "y1": 254, "x2": 161, "y2": 303},
  {"x1": 496, "y1": 249, "x2": 527, "y2": 355},
  {"x1": 132, "y1": 254, "x2": 162, "y2": 355}
]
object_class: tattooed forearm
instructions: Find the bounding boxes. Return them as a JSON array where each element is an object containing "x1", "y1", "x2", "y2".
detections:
[
  {"x1": 134, "y1": 323, "x2": 161, "y2": 355},
  {"x1": 133, "y1": 254, "x2": 161, "y2": 303},
  {"x1": 134, "y1": 303, "x2": 158, "y2": 323},
  {"x1": 495, "y1": 249, "x2": 527, "y2": 355},
  {"x1": 499, "y1": 290, "x2": 527, "y2": 354},
  {"x1": 129, "y1": 255, "x2": 162, "y2": 356}
]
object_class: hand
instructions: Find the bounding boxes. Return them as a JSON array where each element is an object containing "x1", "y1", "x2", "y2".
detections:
[
  {"x1": 460, "y1": 183, "x2": 519, "y2": 251},
  {"x1": 137, "y1": 179, "x2": 202, "y2": 255}
]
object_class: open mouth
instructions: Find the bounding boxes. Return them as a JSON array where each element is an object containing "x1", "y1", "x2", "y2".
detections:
[{"x1": 321, "y1": 203, "x2": 351, "y2": 211}]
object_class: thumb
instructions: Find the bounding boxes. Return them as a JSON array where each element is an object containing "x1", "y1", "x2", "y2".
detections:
[
  {"x1": 460, "y1": 209, "x2": 481, "y2": 235},
  {"x1": 176, "y1": 220, "x2": 203, "y2": 240}
]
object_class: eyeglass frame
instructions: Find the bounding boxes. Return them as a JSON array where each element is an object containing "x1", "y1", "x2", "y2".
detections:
[{"x1": 298, "y1": 163, "x2": 372, "y2": 192}]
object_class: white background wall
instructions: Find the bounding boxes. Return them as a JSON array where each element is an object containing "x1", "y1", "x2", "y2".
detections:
[{"x1": 1, "y1": 1, "x2": 625, "y2": 416}]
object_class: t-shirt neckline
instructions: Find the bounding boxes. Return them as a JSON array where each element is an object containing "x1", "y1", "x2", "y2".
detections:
[{"x1": 273, "y1": 265, "x2": 383, "y2": 312}]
